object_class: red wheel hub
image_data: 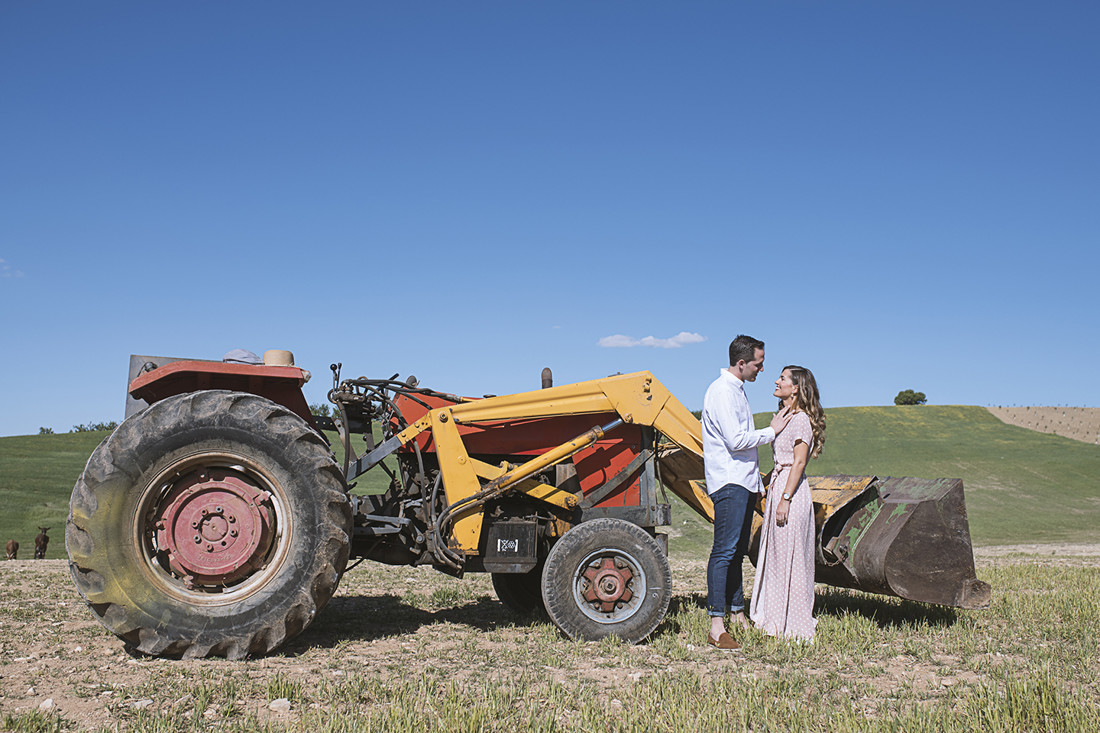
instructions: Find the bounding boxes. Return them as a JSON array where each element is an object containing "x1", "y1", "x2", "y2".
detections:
[
  {"x1": 581, "y1": 557, "x2": 634, "y2": 612},
  {"x1": 154, "y1": 468, "x2": 275, "y2": 586}
]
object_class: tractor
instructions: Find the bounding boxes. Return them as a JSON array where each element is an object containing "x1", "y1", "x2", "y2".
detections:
[{"x1": 66, "y1": 351, "x2": 989, "y2": 659}]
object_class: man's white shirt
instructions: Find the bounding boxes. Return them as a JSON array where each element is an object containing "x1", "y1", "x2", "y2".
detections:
[{"x1": 701, "y1": 368, "x2": 775, "y2": 495}]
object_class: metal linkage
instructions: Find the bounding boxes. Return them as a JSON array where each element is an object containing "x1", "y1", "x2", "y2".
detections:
[
  {"x1": 326, "y1": 368, "x2": 477, "y2": 570},
  {"x1": 432, "y1": 418, "x2": 625, "y2": 568}
]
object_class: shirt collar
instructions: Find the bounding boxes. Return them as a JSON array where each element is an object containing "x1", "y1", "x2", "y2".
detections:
[{"x1": 720, "y1": 368, "x2": 745, "y2": 388}]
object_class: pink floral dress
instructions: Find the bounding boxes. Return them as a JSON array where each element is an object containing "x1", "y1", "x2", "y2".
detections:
[{"x1": 749, "y1": 411, "x2": 817, "y2": 641}]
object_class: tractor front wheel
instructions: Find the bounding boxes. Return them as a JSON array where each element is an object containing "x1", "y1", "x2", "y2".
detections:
[
  {"x1": 66, "y1": 390, "x2": 352, "y2": 659},
  {"x1": 492, "y1": 568, "x2": 545, "y2": 615},
  {"x1": 540, "y1": 518, "x2": 670, "y2": 643}
]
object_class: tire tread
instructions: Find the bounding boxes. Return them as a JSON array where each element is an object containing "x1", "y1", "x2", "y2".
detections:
[{"x1": 66, "y1": 390, "x2": 352, "y2": 659}]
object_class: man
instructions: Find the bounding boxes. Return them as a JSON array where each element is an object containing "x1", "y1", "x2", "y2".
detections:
[{"x1": 702, "y1": 334, "x2": 791, "y2": 649}]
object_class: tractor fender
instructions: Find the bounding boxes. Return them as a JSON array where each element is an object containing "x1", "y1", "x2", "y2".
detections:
[{"x1": 125, "y1": 355, "x2": 320, "y2": 431}]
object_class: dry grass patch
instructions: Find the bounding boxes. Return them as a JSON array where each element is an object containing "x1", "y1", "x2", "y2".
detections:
[
  {"x1": 1, "y1": 553, "x2": 1098, "y2": 731},
  {"x1": 987, "y1": 406, "x2": 1100, "y2": 445}
]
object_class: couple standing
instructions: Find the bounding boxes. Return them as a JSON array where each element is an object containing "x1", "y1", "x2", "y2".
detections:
[{"x1": 702, "y1": 334, "x2": 826, "y2": 649}]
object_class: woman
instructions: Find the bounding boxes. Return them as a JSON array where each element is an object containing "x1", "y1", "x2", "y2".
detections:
[{"x1": 749, "y1": 365, "x2": 826, "y2": 642}]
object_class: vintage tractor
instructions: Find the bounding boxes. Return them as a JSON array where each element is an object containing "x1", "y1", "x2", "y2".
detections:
[{"x1": 66, "y1": 352, "x2": 990, "y2": 659}]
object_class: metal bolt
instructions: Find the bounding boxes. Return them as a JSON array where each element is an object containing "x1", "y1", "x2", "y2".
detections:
[
  {"x1": 193, "y1": 535, "x2": 201, "y2": 543},
  {"x1": 205, "y1": 544, "x2": 214, "y2": 553},
  {"x1": 191, "y1": 520, "x2": 199, "y2": 528},
  {"x1": 227, "y1": 515, "x2": 236, "y2": 523},
  {"x1": 229, "y1": 529, "x2": 238, "y2": 538},
  {"x1": 200, "y1": 508, "x2": 209, "y2": 516},
  {"x1": 215, "y1": 506, "x2": 223, "y2": 514}
]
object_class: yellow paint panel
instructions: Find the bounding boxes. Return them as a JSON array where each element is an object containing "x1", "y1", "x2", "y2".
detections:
[
  {"x1": 448, "y1": 379, "x2": 616, "y2": 423},
  {"x1": 520, "y1": 479, "x2": 578, "y2": 510},
  {"x1": 429, "y1": 410, "x2": 484, "y2": 553}
]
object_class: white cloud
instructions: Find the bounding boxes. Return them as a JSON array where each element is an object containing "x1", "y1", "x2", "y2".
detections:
[
  {"x1": 598, "y1": 331, "x2": 706, "y2": 349},
  {"x1": 0, "y1": 259, "x2": 24, "y2": 278}
]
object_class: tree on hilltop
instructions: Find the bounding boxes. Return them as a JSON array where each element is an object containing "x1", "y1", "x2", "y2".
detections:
[{"x1": 894, "y1": 389, "x2": 927, "y2": 405}]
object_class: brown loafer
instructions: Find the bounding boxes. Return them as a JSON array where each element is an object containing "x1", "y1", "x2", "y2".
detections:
[{"x1": 707, "y1": 632, "x2": 740, "y2": 650}]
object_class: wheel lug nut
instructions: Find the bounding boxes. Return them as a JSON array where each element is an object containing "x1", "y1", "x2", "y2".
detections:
[
  {"x1": 193, "y1": 535, "x2": 201, "y2": 544},
  {"x1": 205, "y1": 544, "x2": 214, "y2": 552},
  {"x1": 229, "y1": 529, "x2": 238, "y2": 538},
  {"x1": 228, "y1": 515, "x2": 236, "y2": 524},
  {"x1": 215, "y1": 506, "x2": 223, "y2": 514}
]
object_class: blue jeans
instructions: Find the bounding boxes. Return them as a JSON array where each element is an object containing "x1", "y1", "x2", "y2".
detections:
[{"x1": 706, "y1": 483, "x2": 755, "y2": 616}]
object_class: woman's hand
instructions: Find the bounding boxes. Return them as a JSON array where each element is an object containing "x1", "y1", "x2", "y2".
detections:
[
  {"x1": 776, "y1": 498, "x2": 790, "y2": 526},
  {"x1": 769, "y1": 405, "x2": 793, "y2": 434}
]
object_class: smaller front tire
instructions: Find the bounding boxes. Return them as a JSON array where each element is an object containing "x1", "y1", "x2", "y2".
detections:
[
  {"x1": 540, "y1": 518, "x2": 671, "y2": 643},
  {"x1": 492, "y1": 568, "x2": 545, "y2": 615}
]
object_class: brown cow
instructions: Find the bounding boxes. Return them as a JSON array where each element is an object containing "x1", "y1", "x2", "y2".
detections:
[
  {"x1": 5, "y1": 539, "x2": 16, "y2": 560},
  {"x1": 34, "y1": 527, "x2": 49, "y2": 559}
]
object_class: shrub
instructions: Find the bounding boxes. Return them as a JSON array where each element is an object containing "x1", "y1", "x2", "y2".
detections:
[{"x1": 70, "y1": 421, "x2": 119, "y2": 433}]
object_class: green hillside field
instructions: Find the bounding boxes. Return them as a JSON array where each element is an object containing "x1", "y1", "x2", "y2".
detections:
[{"x1": 1, "y1": 406, "x2": 1097, "y2": 560}]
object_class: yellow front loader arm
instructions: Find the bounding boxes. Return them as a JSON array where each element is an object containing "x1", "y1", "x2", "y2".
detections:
[{"x1": 389, "y1": 371, "x2": 714, "y2": 552}]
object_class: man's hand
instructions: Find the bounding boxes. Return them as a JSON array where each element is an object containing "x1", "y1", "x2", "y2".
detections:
[{"x1": 769, "y1": 405, "x2": 793, "y2": 434}]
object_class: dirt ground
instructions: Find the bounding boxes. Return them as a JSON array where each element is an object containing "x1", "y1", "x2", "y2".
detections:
[
  {"x1": 1, "y1": 545, "x2": 1097, "y2": 729},
  {"x1": 986, "y1": 406, "x2": 1100, "y2": 445}
]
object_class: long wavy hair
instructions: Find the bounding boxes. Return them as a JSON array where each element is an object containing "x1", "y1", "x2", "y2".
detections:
[{"x1": 778, "y1": 365, "x2": 826, "y2": 458}]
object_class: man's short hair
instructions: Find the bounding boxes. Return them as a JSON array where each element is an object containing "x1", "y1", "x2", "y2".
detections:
[{"x1": 729, "y1": 335, "x2": 764, "y2": 366}]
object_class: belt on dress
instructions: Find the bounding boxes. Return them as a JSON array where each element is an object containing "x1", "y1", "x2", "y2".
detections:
[{"x1": 770, "y1": 463, "x2": 793, "y2": 493}]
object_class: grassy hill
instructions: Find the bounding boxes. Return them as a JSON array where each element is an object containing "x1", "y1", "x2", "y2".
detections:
[
  {"x1": 2, "y1": 406, "x2": 1097, "y2": 560},
  {"x1": 765, "y1": 405, "x2": 1099, "y2": 545},
  {"x1": 665, "y1": 405, "x2": 1100, "y2": 557},
  {"x1": 0, "y1": 431, "x2": 108, "y2": 560}
]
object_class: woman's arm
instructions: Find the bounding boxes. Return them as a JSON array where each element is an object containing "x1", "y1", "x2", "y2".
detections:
[{"x1": 775, "y1": 440, "x2": 810, "y2": 526}]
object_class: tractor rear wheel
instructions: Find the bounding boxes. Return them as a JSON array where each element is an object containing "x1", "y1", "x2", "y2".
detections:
[
  {"x1": 492, "y1": 568, "x2": 545, "y2": 615},
  {"x1": 540, "y1": 518, "x2": 670, "y2": 644},
  {"x1": 66, "y1": 390, "x2": 352, "y2": 659}
]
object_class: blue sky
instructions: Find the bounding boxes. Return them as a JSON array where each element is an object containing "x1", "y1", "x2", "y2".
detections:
[{"x1": 2, "y1": 1, "x2": 1098, "y2": 437}]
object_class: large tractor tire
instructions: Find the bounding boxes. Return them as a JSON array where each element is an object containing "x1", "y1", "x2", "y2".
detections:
[
  {"x1": 66, "y1": 390, "x2": 353, "y2": 659},
  {"x1": 540, "y1": 518, "x2": 671, "y2": 644},
  {"x1": 492, "y1": 568, "x2": 545, "y2": 615}
]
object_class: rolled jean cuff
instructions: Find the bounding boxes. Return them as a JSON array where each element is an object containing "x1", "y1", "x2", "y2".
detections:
[
  {"x1": 707, "y1": 609, "x2": 725, "y2": 617},
  {"x1": 728, "y1": 605, "x2": 745, "y2": 614}
]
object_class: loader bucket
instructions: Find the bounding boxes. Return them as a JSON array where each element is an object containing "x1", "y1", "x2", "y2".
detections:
[
  {"x1": 805, "y1": 475, "x2": 991, "y2": 610},
  {"x1": 657, "y1": 444, "x2": 989, "y2": 611}
]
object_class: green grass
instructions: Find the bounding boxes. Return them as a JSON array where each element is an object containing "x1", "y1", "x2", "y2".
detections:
[
  {"x1": 0, "y1": 431, "x2": 106, "y2": 559},
  {"x1": 1, "y1": 406, "x2": 1097, "y2": 560},
  {"x1": 672, "y1": 405, "x2": 1100, "y2": 556},
  {"x1": 760, "y1": 405, "x2": 1100, "y2": 545}
]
